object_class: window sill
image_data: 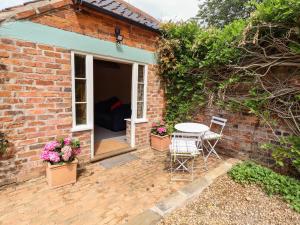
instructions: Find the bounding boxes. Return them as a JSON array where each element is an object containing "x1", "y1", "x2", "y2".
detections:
[
  {"x1": 71, "y1": 125, "x2": 93, "y2": 132},
  {"x1": 125, "y1": 118, "x2": 148, "y2": 124},
  {"x1": 135, "y1": 119, "x2": 148, "y2": 124}
]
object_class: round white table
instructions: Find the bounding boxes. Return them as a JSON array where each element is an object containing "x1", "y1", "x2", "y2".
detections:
[{"x1": 175, "y1": 123, "x2": 209, "y2": 133}]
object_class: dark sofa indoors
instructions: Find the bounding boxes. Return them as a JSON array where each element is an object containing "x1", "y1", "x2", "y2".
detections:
[{"x1": 94, "y1": 97, "x2": 131, "y2": 132}]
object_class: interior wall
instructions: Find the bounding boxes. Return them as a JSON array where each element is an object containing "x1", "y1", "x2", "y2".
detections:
[{"x1": 94, "y1": 59, "x2": 132, "y2": 104}]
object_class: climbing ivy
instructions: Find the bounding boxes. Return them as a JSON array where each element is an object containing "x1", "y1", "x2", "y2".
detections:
[{"x1": 158, "y1": 20, "x2": 247, "y2": 127}]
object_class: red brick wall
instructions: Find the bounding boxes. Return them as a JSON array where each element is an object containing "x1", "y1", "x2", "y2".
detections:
[
  {"x1": 0, "y1": 38, "x2": 91, "y2": 186},
  {"x1": 0, "y1": 6, "x2": 162, "y2": 186},
  {"x1": 30, "y1": 5, "x2": 157, "y2": 52},
  {"x1": 194, "y1": 108, "x2": 291, "y2": 166}
]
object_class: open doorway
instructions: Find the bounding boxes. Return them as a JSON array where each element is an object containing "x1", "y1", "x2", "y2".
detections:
[{"x1": 93, "y1": 58, "x2": 132, "y2": 158}]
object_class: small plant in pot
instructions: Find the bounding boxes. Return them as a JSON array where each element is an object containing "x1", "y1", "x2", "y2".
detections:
[
  {"x1": 150, "y1": 121, "x2": 170, "y2": 151},
  {"x1": 0, "y1": 132, "x2": 9, "y2": 159},
  {"x1": 41, "y1": 137, "x2": 81, "y2": 188}
]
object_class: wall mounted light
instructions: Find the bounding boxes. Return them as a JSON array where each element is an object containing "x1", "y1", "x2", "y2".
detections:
[{"x1": 115, "y1": 26, "x2": 123, "y2": 44}]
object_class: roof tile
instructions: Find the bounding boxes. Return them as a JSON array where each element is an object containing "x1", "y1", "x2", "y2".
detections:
[{"x1": 81, "y1": 0, "x2": 159, "y2": 31}]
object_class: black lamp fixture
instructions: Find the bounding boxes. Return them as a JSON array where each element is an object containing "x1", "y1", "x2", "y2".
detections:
[{"x1": 115, "y1": 26, "x2": 123, "y2": 44}]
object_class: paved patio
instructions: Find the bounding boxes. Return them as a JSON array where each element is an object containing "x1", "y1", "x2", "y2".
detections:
[{"x1": 0, "y1": 149, "x2": 223, "y2": 225}]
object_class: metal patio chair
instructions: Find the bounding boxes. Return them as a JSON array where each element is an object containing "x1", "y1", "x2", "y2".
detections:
[
  {"x1": 203, "y1": 116, "x2": 227, "y2": 161},
  {"x1": 169, "y1": 132, "x2": 206, "y2": 181}
]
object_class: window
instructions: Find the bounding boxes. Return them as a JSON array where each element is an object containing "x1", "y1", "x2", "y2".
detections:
[
  {"x1": 136, "y1": 65, "x2": 147, "y2": 120},
  {"x1": 72, "y1": 53, "x2": 93, "y2": 131},
  {"x1": 74, "y1": 54, "x2": 87, "y2": 125}
]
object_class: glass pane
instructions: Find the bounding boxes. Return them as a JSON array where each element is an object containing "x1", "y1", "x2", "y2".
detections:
[
  {"x1": 137, "y1": 102, "x2": 144, "y2": 119},
  {"x1": 76, "y1": 103, "x2": 87, "y2": 125},
  {"x1": 137, "y1": 84, "x2": 144, "y2": 101},
  {"x1": 75, "y1": 79, "x2": 86, "y2": 102},
  {"x1": 75, "y1": 54, "x2": 86, "y2": 78},
  {"x1": 138, "y1": 65, "x2": 144, "y2": 83}
]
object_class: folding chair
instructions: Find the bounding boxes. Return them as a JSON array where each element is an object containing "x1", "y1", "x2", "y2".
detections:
[
  {"x1": 169, "y1": 132, "x2": 206, "y2": 181},
  {"x1": 203, "y1": 116, "x2": 227, "y2": 161}
]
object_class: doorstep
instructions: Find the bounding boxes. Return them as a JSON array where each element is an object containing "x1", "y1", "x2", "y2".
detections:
[
  {"x1": 90, "y1": 147, "x2": 137, "y2": 162},
  {"x1": 123, "y1": 158, "x2": 241, "y2": 225}
]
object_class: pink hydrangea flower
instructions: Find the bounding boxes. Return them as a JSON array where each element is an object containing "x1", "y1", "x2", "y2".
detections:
[
  {"x1": 44, "y1": 141, "x2": 60, "y2": 151},
  {"x1": 48, "y1": 151, "x2": 60, "y2": 163},
  {"x1": 157, "y1": 127, "x2": 166, "y2": 134},
  {"x1": 72, "y1": 147, "x2": 81, "y2": 156},
  {"x1": 40, "y1": 150, "x2": 50, "y2": 161},
  {"x1": 61, "y1": 146, "x2": 72, "y2": 161},
  {"x1": 64, "y1": 137, "x2": 72, "y2": 146}
]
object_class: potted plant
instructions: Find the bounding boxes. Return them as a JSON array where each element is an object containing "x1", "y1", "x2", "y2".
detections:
[
  {"x1": 150, "y1": 121, "x2": 170, "y2": 151},
  {"x1": 41, "y1": 137, "x2": 81, "y2": 188},
  {"x1": 0, "y1": 132, "x2": 9, "y2": 160}
]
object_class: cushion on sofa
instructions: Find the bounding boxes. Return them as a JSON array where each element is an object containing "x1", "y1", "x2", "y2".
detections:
[
  {"x1": 95, "y1": 96, "x2": 119, "y2": 113},
  {"x1": 110, "y1": 100, "x2": 122, "y2": 111}
]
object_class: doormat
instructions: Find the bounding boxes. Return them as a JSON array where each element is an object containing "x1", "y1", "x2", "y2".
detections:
[{"x1": 99, "y1": 153, "x2": 138, "y2": 169}]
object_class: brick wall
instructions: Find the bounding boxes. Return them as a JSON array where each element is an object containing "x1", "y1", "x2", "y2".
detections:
[
  {"x1": 30, "y1": 4, "x2": 157, "y2": 52},
  {"x1": 0, "y1": 38, "x2": 92, "y2": 186},
  {"x1": 0, "y1": 5, "x2": 161, "y2": 186},
  {"x1": 194, "y1": 107, "x2": 291, "y2": 166}
]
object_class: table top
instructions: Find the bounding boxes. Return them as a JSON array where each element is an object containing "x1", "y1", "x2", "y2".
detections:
[{"x1": 175, "y1": 123, "x2": 209, "y2": 133}]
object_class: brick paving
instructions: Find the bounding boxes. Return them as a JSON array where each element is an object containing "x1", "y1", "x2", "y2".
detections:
[{"x1": 0, "y1": 149, "x2": 222, "y2": 225}]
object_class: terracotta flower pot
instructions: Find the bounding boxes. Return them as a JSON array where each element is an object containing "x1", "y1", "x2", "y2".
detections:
[
  {"x1": 46, "y1": 158, "x2": 78, "y2": 188},
  {"x1": 150, "y1": 134, "x2": 170, "y2": 151}
]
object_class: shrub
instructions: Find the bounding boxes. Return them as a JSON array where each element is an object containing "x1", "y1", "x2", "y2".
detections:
[{"x1": 228, "y1": 161, "x2": 300, "y2": 212}]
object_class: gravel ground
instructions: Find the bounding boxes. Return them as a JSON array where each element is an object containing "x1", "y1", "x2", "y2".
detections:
[{"x1": 159, "y1": 175, "x2": 300, "y2": 225}]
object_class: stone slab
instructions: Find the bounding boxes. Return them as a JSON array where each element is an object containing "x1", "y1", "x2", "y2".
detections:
[
  {"x1": 180, "y1": 177, "x2": 210, "y2": 197},
  {"x1": 99, "y1": 153, "x2": 138, "y2": 169},
  {"x1": 155, "y1": 191, "x2": 187, "y2": 214},
  {"x1": 204, "y1": 161, "x2": 233, "y2": 182},
  {"x1": 124, "y1": 209, "x2": 162, "y2": 225}
]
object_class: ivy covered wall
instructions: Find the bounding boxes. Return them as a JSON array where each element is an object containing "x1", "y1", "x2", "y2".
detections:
[{"x1": 158, "y1": 0, "x2": 300, "y2": 174}]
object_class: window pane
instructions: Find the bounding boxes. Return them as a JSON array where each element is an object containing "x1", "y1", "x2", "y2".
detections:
[
  {"x1": 75, "y1": 54, "x2": 86, "y2": 78},
  {"x1": 137, "y1": 84, "x2": 144, "y2": 101},
  {"x1": 75, "y1": 79, "x2": 86, "y2": 102},
  {"x1": 137, "y1": 102, "x2": 144, "y2": 119},
  {"x1": 76, "y1": 103, "x2": 87, "y2": 125},
  {"x1": 138, "y1": 65, "x2": 144, "y2": 83}
]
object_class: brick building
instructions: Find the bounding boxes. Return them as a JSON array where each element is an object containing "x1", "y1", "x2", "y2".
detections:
[
  {"x1": 0, "y1": 0, "x2": 293, "y2": 187},
  {"x1": 0, "y1": 0, "x2": 164, "y2": 186}
]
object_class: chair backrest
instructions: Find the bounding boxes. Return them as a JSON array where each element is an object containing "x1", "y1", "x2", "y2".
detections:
[
  {"x1": 210, "y1": 116, "x2": 227, "y2": 135},
  {"x1": 170, "y1": 132, "x2": 203, "y2": 153},
  {"x1": 171, "y1": 132, "x2": 203, "y2": 142}
]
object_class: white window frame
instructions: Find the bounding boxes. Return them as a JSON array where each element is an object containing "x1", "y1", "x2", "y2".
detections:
[
  {"x1": 135, "y1": 64, "x2": 148, "y2": 123},
  {"x1": 71, "y1": 52, "x2": 93, "y2": 132}
]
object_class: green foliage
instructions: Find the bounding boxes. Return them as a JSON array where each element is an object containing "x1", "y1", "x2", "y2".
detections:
[
  {"x1": 197, "y1": 0, "x2": 261, "y2": 28},
  {"x1": 262, "y1": 136, "x2": 300, "y2": 171},
  {"x1": 253, "y1": 0, "x2": 300, "y2": 25},
  {"x1": 71, "y1": 139, "x2": 80, "y2": 149},
  {"x1": 159, "y1": 20, "x2": 246, "y2": 126},
  {"x1": 0, "y1": 132, "x2": 8, "y2": 156},
  {"x1": 228, "y1": 161, "x2": 300, "y2": 212}
]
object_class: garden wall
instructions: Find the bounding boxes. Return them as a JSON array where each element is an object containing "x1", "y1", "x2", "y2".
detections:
[{"x1": 194, "y1": 107, "x2": 291, "y2": 166}]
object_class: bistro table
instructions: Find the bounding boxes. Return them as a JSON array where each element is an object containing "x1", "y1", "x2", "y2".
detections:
[
  {"x1": 174, "y1": 122, "x2": 210, "y2": 169},
  {"x1": 175, "y1": 122, "x2": 209, "y2": 134}
]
